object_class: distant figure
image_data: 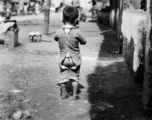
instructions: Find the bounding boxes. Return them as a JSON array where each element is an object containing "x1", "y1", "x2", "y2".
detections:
[
  {"x1": 58, "y1": 2, "x2": 63, "y2": 12},
  {"x1": 88, "y1": 0, "x2": 97, "y2": 19},
  {"x1": 71, "y1": 0, "x2": 86, "y2": 26},
  {"x1": 60, "y1": 0, "x2": 72, "y2": 22},
  {"x1": 13, "y1": 3, "x2": 18, "y2": 15},
  {"x1": 16, "y1": 4, "x2": 19, "y2": 15},
  {"x1": 28, "y1": 2, "x2": 36, "y2": 15},
  {"x1": 19, "y1": 0, "x2": 24, "y2": 15},
  {"x1": 79, "y1": 7, "x2": 87, "y2": 22},
  {"x1": 40, "y1": 2, "x2": 46, "y2": 13},
  {"x1": 5, "y1": 2, "x2": 11, "y2": 19},
  {"x1": 24, "y1": 3, "x2": 28, "y2": 15},
  {"x1": 35, "y1": 2, "x2": 40, "y2": 15},
  {"x1": 88, "y1": 0, "x2": 96, "y2": 7},
  {"x1": 54, "y1": 6, "x2": 86, "y2": 100}
]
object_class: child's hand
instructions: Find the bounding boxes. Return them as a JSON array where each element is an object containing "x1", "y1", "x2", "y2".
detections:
[
  {"x1": 60, "y1": 65, "x2": 67, "y2": 70},
  {"x1": 71, "y1": 66, "x2": 77, "y2": 70}
]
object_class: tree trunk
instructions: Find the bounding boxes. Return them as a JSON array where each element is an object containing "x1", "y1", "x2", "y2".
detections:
[
  {"x1": 116, "y1": 0, "x2": 123, "y2": 53},
  {"x1": 44, "y1": 0, "x2": 51, "y2": 35}
]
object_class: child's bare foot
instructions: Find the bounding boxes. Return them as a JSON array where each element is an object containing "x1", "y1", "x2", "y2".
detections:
[
  {"x1": 61, "y1": 93, "x2": 69, "y2": 99},
  {"x1": 60, "y1": 83, "x2": 69, "y2": 99},
  {"x1": 60, "y1": 89, "x2": 69, "y2": 99}
]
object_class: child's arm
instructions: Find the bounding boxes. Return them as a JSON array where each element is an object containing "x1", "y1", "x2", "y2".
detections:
[
  {"x1": 76, "y1": 30, "x2": 86, "y2": 45},
  {"x1": 54, "y1": 34, "x2": 59, "y2": 41}
]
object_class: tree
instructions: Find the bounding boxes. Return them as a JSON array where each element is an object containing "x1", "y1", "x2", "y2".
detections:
[{"x1": 44, "y1": 0, "x2": 51, "y2": 35}]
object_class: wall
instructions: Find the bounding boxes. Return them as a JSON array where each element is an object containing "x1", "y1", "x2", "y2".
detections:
[
  {"x1": 120, "y1": 0, "x2": 152, "y2": 114},
  {"x1": 121, "y1": 9, "x2": 149, "y2": 83}
]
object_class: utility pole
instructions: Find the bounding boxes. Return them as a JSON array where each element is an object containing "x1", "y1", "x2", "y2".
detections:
[{"x1": 44, "y1": 0, "x2": 51, "y2": 35}]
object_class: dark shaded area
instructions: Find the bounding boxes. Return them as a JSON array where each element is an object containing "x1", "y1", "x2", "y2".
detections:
[
  {"x1": 0, "y1": 39, "x2": 4, "y2": 44},
  {"x1": 87, "y1": 63, "x2": 144, "y2": 120},
  {"x1": 123, "y1": 37, "x2": 136, "y2": 83},
  {"x1": 99, "y1": 30, "x2": 118, "y2": 58},
  {"x1": 98, "y1": 23, "x2": 121, "y2": 59},
  {"x1": 141, "y1": 0, "x2": 147, "y2": 10},
  {"x1": 87, "y1": 23, "x2": 151, "y2": 120},
  {"x1": 88, "y1": 20, "x2": 98, "y2": 23},
  {"x1": 16, "y1": 42, "x2": 22, "y2": 47},
  {"x1": 122, "y1": 28, "x2": 146, "y2": 84},
  {"x1": 142, "y1": 0, "x2": 152, "y2": 114}
]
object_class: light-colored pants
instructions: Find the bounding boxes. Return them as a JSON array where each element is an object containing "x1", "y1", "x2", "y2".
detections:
[{"x1": 60, "y1": 6, "x2": 64, "y2": 22}]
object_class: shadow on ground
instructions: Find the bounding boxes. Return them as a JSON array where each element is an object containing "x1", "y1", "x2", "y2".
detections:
[
  {"x1": 0, "y1": 39, "x2": 4, "y2": 44},
  {"x1": 87, "y1": 23, "x2": 151, "y2": 120}
]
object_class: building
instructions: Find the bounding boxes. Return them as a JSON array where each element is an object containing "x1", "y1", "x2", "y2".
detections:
[{"x1": 51, "y1": 0, "x2": 92, "y2": 11}]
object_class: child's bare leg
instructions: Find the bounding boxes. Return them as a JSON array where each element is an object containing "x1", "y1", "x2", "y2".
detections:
[
  {"x1": 72, "y1": 81, "x2": 79, "y2": 100},
  {"x1": 60, "y1": 83, "x2": 68, "y2": 99}
]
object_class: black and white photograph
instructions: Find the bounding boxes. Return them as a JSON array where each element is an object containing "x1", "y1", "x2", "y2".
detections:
[{"x1": 0, "y1": 0, "x2": 151, "y2": 120}]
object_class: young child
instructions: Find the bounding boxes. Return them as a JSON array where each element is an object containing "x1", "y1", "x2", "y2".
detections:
[{"x1": 54, "y1": 6, "x2": 86, "y2": 100}]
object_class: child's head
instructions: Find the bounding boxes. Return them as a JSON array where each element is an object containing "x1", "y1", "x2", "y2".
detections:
[{"x1": 63, "y1": 6, "x2": 79, "y2": 25}]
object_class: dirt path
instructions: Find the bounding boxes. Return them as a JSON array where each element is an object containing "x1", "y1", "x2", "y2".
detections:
[{"x1": 0, "y1": 14, "x2": 151, "y2": 120}]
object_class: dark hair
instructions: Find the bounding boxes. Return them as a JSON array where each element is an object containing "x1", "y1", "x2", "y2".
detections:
[{"x1": 63, "y1": 6, "x2": 79, "y2": 24}]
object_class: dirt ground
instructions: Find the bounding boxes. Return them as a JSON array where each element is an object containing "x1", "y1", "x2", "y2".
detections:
[{"x1": 0, "y1": 13, "x2": 151, "y2": 120}]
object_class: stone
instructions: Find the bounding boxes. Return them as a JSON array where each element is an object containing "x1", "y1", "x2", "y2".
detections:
[{"x1": 13, "y1": 111, "x2": 22, "y2": 120}]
